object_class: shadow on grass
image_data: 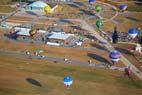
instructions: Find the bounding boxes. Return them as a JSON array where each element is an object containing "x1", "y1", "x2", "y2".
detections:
[
  {"x1": 115, "y1": 47, "x2": 133, "y2": 55},
  {"x1": 74, "y1": 2, "x2": 84, "y2": 7},
  {"x1": 88, "y1": 53, "x2": 111, "y2": 64},
  {"x1": 68, "y1": 3, "x2": 79, "y2": 8},
  {"x1": 80, "y1": 9, "x2": 94, "y2": 16},
  {"x1": 90, "y1": 43, "x2": 107, "y2": 51},
  {"x1": 26, "y1": 78, "x2": 42, "y2": 87},
  {"x1": 126, "y1": 17, "x2": 142, "y2": 22},
  {"x1": 59, "y1": 19, "x2": 73, "y2": 24},
  {"x1": 135, "y1": 0, "x2": 142, "y2": 5},
  {"x1": 70, "y1": 25, "x2": 84, "y2": 31}
]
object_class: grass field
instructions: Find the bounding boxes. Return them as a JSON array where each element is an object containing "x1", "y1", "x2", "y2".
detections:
[
  {"x1": 0, "y1": 6, "x2": 15, "y2": 13},
  {"x1": 0, "y1": 36, "x2": 126, "y2": 66},
  {"x1": 106, "y1": 1, "x2": 142, "y2": 12},
  {"x1": 0, "y1": 55, "x2": 142, "y2": 95},
  {"x1": 102, "y1": 12, "x2": 142, "y2": 32}
]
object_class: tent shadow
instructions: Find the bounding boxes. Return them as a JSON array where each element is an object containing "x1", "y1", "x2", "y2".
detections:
[{"x1": 26, "y1": 78, "x2": 42, "y2": 87}]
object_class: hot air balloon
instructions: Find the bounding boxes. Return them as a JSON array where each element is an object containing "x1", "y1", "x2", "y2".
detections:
[
  {"x1": 63, "y1": 76, "x2": 73, "y2": 87},
  {"x1": 88, "y1": 0, "x2": 96, "y2": 4},
  {"x1": 119, "y1": 4, "x2": 127, "y2": 12},
  {"x1": 128, "y1": 28, "x2": 138, "y2": 39},
  {"x1": 96, "y1": 19, "x2": 103, "y2": 29},
  {"x1": 44, "y1": 5, "x2": 52, "y2": 14},
  {"x1": 112, "y1": 26, "x2": 118, "y2": 44},
  {"x1": 124, "y1": 66, "x2": 131, "y2": 78},
  {"x1": 109, "y1": 50, "x2": 121, "y2": 64},
  {"x1": 95, "y1": 5, "x2": 102, "y2": 13}
]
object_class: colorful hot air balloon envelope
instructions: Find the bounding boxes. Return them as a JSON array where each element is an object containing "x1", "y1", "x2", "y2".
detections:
[
  {"x1": 63, "y1": 76, "x2": 73, "y2": 87},
  {"x1": 119, "y1": 4, "x2": 127, "y2": 11},
  {"x1": 128, "y1": 28, "x2": 138, "y2": 39},
  {"x1": 96, "y1": 19, "x2": 103, "y2": 29},
  {"x1": 44, "y1": 5, "x2": 52, "y2": 14},
  {"x1": 88, "y1": 0, "x2": 96, "y2": 4},
  {"x1": 109, "y1": 50, "x2": 121, "y2": 63},
  {"x1": 95, "y1": 5, "x2": 102, "y2": 13},
  {"x1": 124, "y1": 66, "x2": 131, "y2": 77}
]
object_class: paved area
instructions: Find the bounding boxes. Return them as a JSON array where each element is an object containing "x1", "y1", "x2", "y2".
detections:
[{"x1": 0, "y1": 49, "x2": 124, "y2": 71}]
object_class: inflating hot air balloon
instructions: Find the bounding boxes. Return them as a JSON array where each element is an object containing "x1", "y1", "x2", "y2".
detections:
[
  {"x1": 109, "y1": 50, "x2": 121, "y2": 63},
  {"x1": 96, "y1": 19, "x2": 103, "y2": 29},
  {"x1": 63, "y1": 76, "x2": 73, "y2": 87},
  {"x1": 119, "y1": 4, "x2": 127, "y2": 12},
  {"x1": 124, "y1": 66, "x2": 131, "y2": 78},
  {"x1": 95, "y1": 5, "x2": 102, "y2": 13},
  {"x1": 44, "y1": 5, "x2": 52, "y2": 14},
  {"x1": 128, "y1": 28, "x2": 138, "y2": 39},
  {"x1": 88, "y1": 0, "x2": 96, "y2": 4}
]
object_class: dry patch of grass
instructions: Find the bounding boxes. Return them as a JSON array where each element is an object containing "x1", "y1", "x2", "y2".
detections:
[
  {"x1": 0, "y1": 6, "x2": 15, "y2": 13},
  {"x1": 0, "y1": 55, "x2": 142, "y2": 95},
  {"x1": 0, "y1": 38, "x2": 113, "y2": 64},
  {"x1": 101, "y1": 12, "x2": 142, "y2": 32}
]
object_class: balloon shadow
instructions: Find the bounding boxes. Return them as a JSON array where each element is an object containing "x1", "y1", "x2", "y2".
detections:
[
  {"x1": 68, "y1": 3, "x2": 79, "y2": 8},
  {"x1": 115, "y1": 47, "x2": 133, "y2": 55},
  {"x1": 74, "y1": 2, "x2": 84, "y2": 7},
  {"x1": 126, "y1": 17, "x2": 142, "y2": 22},
  {"x1": 70, "y1": 25, "x2": 84, "y2": 31},
  {"x1": 80, "y1": 9, "x2": 94, "y2": 16},
  {"x1": 88, "y1": 53, "x2": 111, "y2": 65},
  {"x1": 90, "y1": 43, "x2": 108, "y2": 51},
  {"x1": 26, "y1": 78, "x2": 42, "y2": 87},
  {"x1": 58, "y1": 19, "x2": 73, "y2": 24}
]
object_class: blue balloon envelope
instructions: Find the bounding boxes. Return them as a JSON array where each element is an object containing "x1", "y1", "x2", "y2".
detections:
[
  {"x1": 63, "y1": 76, "x2": 73, "y2": 87},
  {"x1": 119, "y1": 4, "x2": 127, "y2": 11},
  {"x1": 109, "y1": 50, "x2": 121, "y2": 62},
  {"x1": 89, "y1": 0, "x2": 96, "y2": 4},
  {"x1": 128, "y1": 28, "x2": 138, "y2": 38}
]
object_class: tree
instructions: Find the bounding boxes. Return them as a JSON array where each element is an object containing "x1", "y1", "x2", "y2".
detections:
[{"x1": 112, "y1": 26, "x2": 118, "y2": 44}]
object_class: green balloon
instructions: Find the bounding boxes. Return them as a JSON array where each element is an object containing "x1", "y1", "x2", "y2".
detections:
[
  {"x1": 96, "y1": 19, "x2": 103, "y2": 28},
  {"x1": 95, "y1": 5, "x2": 102, "y2": 13}
]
